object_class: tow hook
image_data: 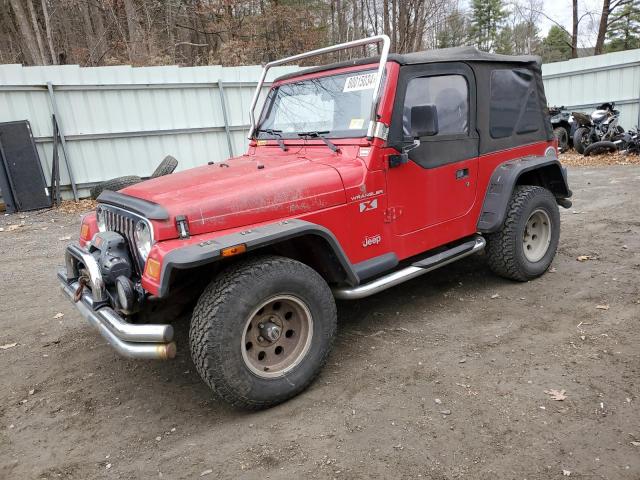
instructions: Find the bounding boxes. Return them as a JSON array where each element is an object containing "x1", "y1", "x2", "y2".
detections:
[{"x1": 73, "y1": 274, "x2": 89, "y2": 303}]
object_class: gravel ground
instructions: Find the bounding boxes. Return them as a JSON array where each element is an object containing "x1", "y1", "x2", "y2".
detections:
[{"x1": 1, "y1": 165, "x2": 639, "y2": 480}]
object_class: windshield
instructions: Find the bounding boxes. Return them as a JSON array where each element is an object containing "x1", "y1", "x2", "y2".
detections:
[{"x1": 257, "y1": 69, "x2": 378, "y2": 139}]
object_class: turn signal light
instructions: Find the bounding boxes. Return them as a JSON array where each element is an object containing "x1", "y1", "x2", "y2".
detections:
[
  {"x1": 221, "y1": 244, "x2": 247, "y2": 257},
  {"x1": 145, "y1": 258, "x2": 161, "y2": 280},
  {"x1": 80, "y1": 223, "x2": 90, "y2": 241}
]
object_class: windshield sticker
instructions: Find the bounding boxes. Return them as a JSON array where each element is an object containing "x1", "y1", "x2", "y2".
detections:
[
  {"x1": 349, "y1": 118, "x2": 365, "y2": 129},
  {"x1": 343, "y1": 73, "x2": 378, "y2": 92}
]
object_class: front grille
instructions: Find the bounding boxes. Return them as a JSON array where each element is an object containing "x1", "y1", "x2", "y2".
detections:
[{"x1": 100, "y1": 206, "x2": 143, "y2": 275}]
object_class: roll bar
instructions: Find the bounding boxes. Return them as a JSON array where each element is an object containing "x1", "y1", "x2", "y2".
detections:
[{"x1": 247, "y1": 34, "x2": 391, "y2": 140}]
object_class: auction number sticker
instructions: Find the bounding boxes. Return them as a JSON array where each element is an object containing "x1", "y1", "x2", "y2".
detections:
[{"x1": 343, "y1": 73, "x2": 378, "y2": 92}]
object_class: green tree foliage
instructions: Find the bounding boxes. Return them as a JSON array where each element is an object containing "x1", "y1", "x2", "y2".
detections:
[
  {"x1": 437, "y1": 10, "x2": 470, "y2": 48},
  {"x1": 541, "y1": 25, "x2": 572, "y2": 63},
  {"x1": 605, "y1": 2, "x2": 640, "y2": 52},
  {"x1": 495, "y1": 26, "x2": 514, "y2": 54},
  {"x1": 470, "y1": 0, "x2": 507, "y2": 51},
  {"x1": 512, "y1": 21, "x2": 541, "y2": 55}
]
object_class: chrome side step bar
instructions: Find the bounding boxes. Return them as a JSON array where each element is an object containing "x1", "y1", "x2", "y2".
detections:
[{"x1": 332, "y1": 236, "x2": 486, "y2": 300}]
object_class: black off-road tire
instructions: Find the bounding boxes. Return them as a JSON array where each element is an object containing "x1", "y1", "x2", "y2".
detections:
[
  {"x1": 553, "y1": 126, "x2": 569, "y2": 151},
  {"x1": 573, "y1": 127, "x2": 590, "y2": 155},
  {"x1": 151, "y1": 155, "x2": 178, "y2": 178},
  {"x1": 89, "y1": 175, "x2": 142, "y2": 199},
  {"x1": 189, "y1": 255, "x2": 337, "y2": 410},
  {"x1": 486, "y1": 186, "x2": 560, "y2": 282},
  {"x1": 584, "y1": 140, "x2": 617, "y2": 156}
]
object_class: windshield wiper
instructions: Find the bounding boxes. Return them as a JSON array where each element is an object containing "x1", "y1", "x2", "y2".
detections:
[
  {"x1": 255, "y1": 128, "x2": 287, "y2": 151},
  {"x1": 297, "y1": 131, "x2": 340, "y2": 153}
]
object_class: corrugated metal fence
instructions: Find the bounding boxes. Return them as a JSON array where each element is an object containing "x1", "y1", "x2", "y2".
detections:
[
  {"x1": 542, "y1": 48, "x2": 640, "y2": 130},
  {"x1": 2, "y1": 48, "x2": 640, "y2": 200},
  {"x1": 0, "y1": 63, "x2": 302, "y2": 199}
]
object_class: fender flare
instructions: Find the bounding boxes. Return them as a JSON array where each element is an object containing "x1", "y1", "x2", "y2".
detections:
[
  {"x1": 477, "y1": 155, "x2": 572, "y2": 233},
  {"x1": 157, "y1": 219, "x2": 359, "y2": 297}
]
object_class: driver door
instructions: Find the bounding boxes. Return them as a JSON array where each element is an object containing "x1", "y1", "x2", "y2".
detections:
[{"x1": 385, "y1": 63, "x2": 479, "y2": 237}]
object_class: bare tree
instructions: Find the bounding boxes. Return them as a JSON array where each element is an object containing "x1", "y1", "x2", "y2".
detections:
[
  {"x1": 26, "y1": 0, "x2": 49, "y2": 64},
  {"x1": 8, "y1": 0, "x2": 42, "y2": 64},
  {"x1": 572, "y1": 0, "x2": 579, "y2": 57},
  {"x1": 40, "y1": 0, "x2": 57, "y2": 64},
  {"x1": 594, "y1": 0, "x2": 633, "y2": 54}
]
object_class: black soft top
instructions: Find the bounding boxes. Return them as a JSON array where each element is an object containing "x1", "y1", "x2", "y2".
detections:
[{"x1": 274, "y1": 46, "x2": 541, "y2": 83}]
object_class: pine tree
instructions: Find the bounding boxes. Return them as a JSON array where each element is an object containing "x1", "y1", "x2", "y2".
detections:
[
  {"x1": 541, "y1": 25, "x2": 572, "y2": 63},
  {"x1": 494, "y1": 26, "x2": 514, "y2": 54},
  {"x1": 437, "y1": 10, "x2": 470, "y2": 48},
  {"x1": 470, "y1": 0, "x2": 507, "y2": 51},
  {"x1": 512, "y1": 21, "x2": 541, "y2": 55},
  {"x1": 605, "y1": 2, "x2": 640, "y2": 52}
]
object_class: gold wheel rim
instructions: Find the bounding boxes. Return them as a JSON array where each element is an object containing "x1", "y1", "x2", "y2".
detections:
[{"x1": 241, "y1": 295, "x2": 313, "y2": 378}]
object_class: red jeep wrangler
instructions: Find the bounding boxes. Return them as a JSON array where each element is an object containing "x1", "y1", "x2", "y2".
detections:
[{"x1": 58, "y1": 36, "x2": 571, "y2": 409}]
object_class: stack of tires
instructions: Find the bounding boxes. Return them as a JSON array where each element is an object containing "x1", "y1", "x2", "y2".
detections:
[{"x1": 89, "y1": 155, "x2": 179, "y2": 199}]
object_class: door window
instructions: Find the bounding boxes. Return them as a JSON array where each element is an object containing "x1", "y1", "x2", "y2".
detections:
[{"x1": 402, "y1": 75, "x2": 469, "y2": 137}]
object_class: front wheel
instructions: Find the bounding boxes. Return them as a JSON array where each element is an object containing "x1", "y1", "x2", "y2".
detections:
[
  {"x1": 486, "y1": 186, "x2": 560, "y2": 282},
  {"x1": 573, "y1": 127, "x2": 592, "y2": 155},
  {"x1": 189, "y1": 255, "x2": 337, "y2": 409}
]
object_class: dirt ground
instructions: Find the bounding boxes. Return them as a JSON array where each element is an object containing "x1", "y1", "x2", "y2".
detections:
[{"x1": 1, "y1": 165, "x2": 639, "y2": 480}]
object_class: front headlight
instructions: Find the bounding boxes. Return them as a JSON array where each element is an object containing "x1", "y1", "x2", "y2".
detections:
[
  {"x1": 96, "y1": 207, "x2": 106, "y2": 232},
  {"x1": 134, "y1": 220, "x2": 153, "y2": 261}
]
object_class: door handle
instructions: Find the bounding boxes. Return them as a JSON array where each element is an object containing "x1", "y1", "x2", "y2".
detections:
[{"x1": 456, "y1": 168, "x2": 469, "y2": 179}]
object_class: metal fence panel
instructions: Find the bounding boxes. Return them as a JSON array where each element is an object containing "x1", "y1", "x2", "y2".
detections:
[
  {"x1": 3, "y1": 49, "x2": 640, "y2": 200},
  {"x1": 0, "y1": 63, "x2": 301, "y2": 198},
  {"x1": 542, "y1": 49, "x2": 640, "y2": 130}
]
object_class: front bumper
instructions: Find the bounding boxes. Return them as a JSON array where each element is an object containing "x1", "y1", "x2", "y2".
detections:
[{"x1": 58, "y1": 244, "x2": 176, "y2": 360}]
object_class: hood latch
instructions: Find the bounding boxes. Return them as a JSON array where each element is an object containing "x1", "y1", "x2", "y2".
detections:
[{"x1": 176, "y1": 215, "x2": 190, "y2": 239}]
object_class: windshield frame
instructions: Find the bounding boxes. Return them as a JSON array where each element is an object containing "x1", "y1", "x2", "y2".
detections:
[
  {"x1": 247, "y1": 35, "x2": 390, "y2": 140},
  {"x1": 255, "y1": 64, "x2": 385, "y2": 141}
]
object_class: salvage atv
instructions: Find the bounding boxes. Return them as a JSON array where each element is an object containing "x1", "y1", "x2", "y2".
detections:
[
  {"x1": 572, "y1": 102, "x2": 624, "y2": 155},
  {"x1": 548, "y1": 106, "x2": 573, "y2": 151}
]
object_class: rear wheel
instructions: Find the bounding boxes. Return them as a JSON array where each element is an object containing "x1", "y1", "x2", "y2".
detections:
[
  {"x1": 189, "y1": 255, "x2": 336, "y2": 409},
  {"x1": 553, "y1": 126, "x2": 569, "y2": 151},
  {"x1": 486, "y1": 186, "x2": 560, "y2": 281}
]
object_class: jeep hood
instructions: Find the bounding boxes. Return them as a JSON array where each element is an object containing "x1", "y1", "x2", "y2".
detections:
[{"x1": 121, "y1": 155, "x2": 346, "y2": 238}]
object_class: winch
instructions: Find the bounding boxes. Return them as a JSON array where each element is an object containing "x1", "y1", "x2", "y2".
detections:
[{"x1": 89, "y1": 231, "x2": 133, "y2": 285}]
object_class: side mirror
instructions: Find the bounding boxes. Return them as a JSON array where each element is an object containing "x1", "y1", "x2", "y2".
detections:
[{"x1": 410, "y1": 104, "x2": 438, "y2": 138}]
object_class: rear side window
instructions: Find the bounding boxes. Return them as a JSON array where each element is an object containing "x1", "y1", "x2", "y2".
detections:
[
  {"x1": 403, "y1": 75, "x2": 469, "y2": 136},
  {"x1": 490, "y1": 69, "x2": 541, "y2": 138}
]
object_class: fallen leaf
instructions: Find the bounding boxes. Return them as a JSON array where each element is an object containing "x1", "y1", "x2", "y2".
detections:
[
  {"x1": 53, "y1": 312, "x2": 64, "y2": 319},
  {"x1": 596, "y1": 304, "x2": 610, "y2": 310},
  {"x1": 545, "y1": 389, "x2": 567, "y2": 401},
  {"x1": 6, "y1": 224, "x2": 23, "y2": 232},
  {"x1": 0, "y1": 342, "x2": 17, "y2": 350},
  {"x1": 576, "y1": 255, "x2": 594, "y2": 262}
]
